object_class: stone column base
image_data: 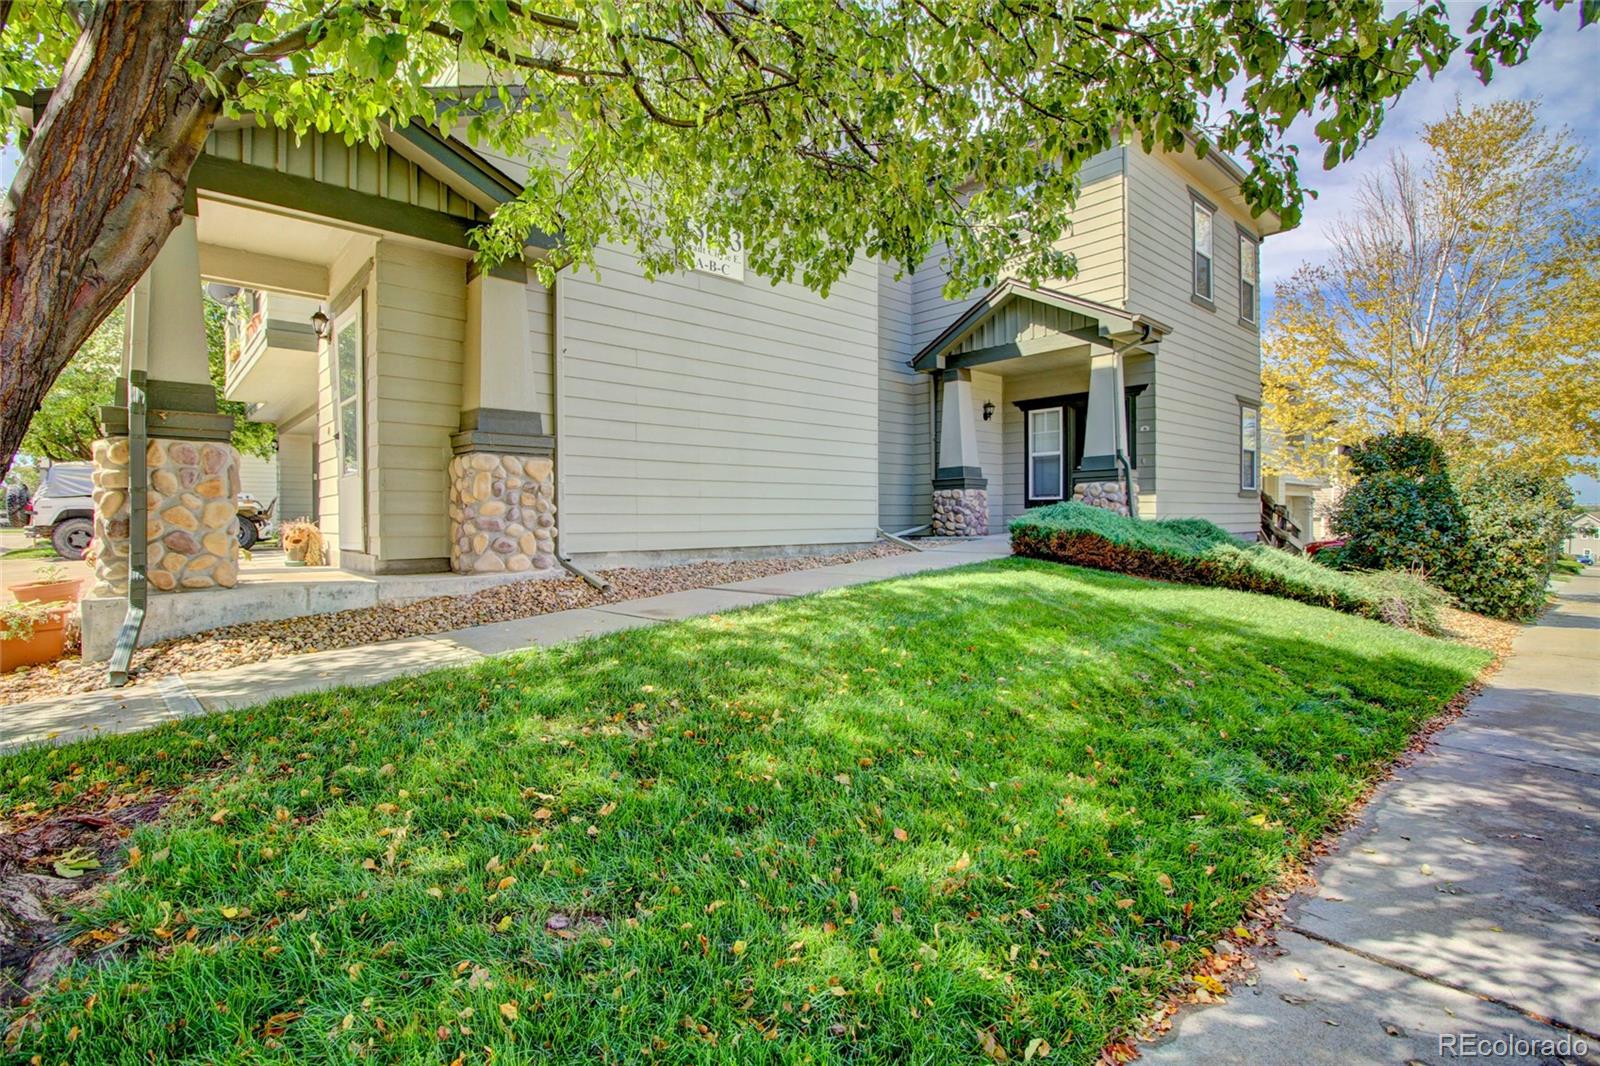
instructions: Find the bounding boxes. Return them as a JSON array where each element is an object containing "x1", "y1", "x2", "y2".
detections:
[
  {"x1": 932, "y1": 488, "x2": 988, "y2": 536},
  {"x1": 1072, "y1": 478, "x2": 1137, "y2": 517},
  {"x1": 449, "y1": 452, "x2": 558, "y2": 574},
  {"x1": 91, "y1": 437, "x2": 241, "y2": 595}
]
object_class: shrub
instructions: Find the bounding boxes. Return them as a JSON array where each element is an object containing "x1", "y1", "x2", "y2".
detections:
[
  {"x1": 1441, "y1": 472, "x2": 1572, "y2": 620},
  {"x1": 1331, "y1": 433, "x2": 1465, "y2": 575},
  {"x1": 1009, "y1": 502, "x2": 1445, "y2": 631}
]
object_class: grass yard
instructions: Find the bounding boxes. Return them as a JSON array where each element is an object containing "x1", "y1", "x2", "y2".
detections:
[
  {"x1": 0, "y1": 543, "x2": 60, "y2": 561},
  {"x1": 0, "y1": 558, "x2": 1488, "y2": 1064}
]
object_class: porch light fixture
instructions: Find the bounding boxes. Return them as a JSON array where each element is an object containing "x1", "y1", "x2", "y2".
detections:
[
  {"x1": 311, "y1": 308, "x2": 331, "y2": 340},
  {"x1": 982, "y1": 401, "x2": 995, "y2": 421}
]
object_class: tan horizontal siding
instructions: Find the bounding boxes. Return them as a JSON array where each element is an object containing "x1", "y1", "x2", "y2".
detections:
[{"x1": 559, "y1": 246, "x2": 879, "y2": 554}]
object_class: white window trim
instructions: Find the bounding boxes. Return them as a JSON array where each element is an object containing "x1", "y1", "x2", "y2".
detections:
[
  {"x1": 1028, "y1": 406, "x2": 1065, "y2": 502},
  {"x1": 1238, "y1": 228, "x2": 1259, "y2": 324},
  {"x1": 1191, "y1": 194, "x2": 1216, "y2": 303},
  {"x1": 1239, "y1": 400, "x2": 1261, "y2": 492}
]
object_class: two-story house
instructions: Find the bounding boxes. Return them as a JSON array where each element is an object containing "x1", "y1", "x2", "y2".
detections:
[{"x1": 77, "y1": 118, "x2": 1281, "y2": 656}]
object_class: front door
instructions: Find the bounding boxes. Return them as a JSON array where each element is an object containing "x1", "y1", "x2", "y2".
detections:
[{"x1": 333, "y1": 295, "x2": 365, "y2": 553}]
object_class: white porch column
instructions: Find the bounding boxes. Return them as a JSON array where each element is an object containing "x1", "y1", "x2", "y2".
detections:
[
  {"x1": 92, "y1": 212, "x2": 241, "y2": 597},
  {"x1": 1073, "y1": 347, "x2": 1135, "y2": 516},
  {"x1": 931, "y1": 369, "x2": 988, "y2": 535},
  {"x1": 448, "y1": 260, "x2": 557, "y2": 574}
]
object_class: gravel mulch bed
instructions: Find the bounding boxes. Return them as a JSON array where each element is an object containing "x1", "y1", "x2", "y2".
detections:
[{"x1": 0, "y1": 544, "x2": 908, "y2": 706}]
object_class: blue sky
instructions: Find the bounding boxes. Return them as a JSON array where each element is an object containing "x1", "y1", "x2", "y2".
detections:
[{"x1": 1260, "y1": 9, "x2": 1600, "y2": 307}]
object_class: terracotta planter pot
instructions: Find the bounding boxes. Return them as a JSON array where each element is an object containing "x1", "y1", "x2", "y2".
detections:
[
  {"x1": 1, "y1": 612, "x2": 68, "y2": 672},
  {"x1": 10, "y1": 578, "x2": 83, "y2": 605}
]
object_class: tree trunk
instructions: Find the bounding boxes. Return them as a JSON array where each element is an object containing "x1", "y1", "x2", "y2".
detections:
[{"x1": 0, "y1": 1, "x2": 209, "y2": 479}]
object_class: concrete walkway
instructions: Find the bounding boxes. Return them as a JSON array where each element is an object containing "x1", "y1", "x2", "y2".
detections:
[
  {"x1": 0, "y1": 536, "x2": 1012, "y2": 752},
  {"x1": 1144, "y1": 569, "x2": 1600, "y2": 1065}
]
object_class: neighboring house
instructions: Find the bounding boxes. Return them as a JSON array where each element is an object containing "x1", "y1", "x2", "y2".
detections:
[
  {"x1": 50, "y1": 106, "x2": 1281, "y2": 634},
  {"x1": 1568, "y1": 511, "x2": 1600, "y2": 558}
]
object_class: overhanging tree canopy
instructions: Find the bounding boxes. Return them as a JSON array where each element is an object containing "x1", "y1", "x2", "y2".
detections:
[{"x1": 1, "y1": 0, "x2": 1593, "y2": 476}]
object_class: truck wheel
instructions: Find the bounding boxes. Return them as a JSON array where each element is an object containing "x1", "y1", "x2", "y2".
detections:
[
  {"x1": 51, "y1": 517, "x2": 94, "y2": 560},
  {"x1": 236, "y1": 518, "x2": 259, "y2": 550}
]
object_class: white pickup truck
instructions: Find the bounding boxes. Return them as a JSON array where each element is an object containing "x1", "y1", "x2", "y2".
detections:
[{"x1": 25, "y1": 461, "x2": 95, "y2": 560}]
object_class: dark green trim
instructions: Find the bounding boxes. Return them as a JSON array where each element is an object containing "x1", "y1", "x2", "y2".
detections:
[
  {"x1": 460, "y1": 407, "x2": 545, "y2": 436},
  {"x1": 933, "y1": 467, "x2": 987, "y2": 490},
  {"x1": 114, "y1": 377, "x2": 217, "y2": 415},
  {"x1": 192, "y1": 155, "x2": 481, "y2": 250},
  {"x1": 98, "y1": 406, "x2": 235, "y2": 442},
  {"x1": 467, "y1": 258, "x2": 529, "y2": 283},
  {"x1": 451, "y1": 431, "x2": 556, "y2": 457},
  {"x1": 390, "y1": 122, "x2": 523, "y2": 205}
]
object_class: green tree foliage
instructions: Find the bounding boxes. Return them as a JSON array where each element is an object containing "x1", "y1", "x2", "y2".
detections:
[
  {"x1": 18, "y1": 305, "x2": 122, "y2": 461},
  {"x1": 1446, "y1": 471, "x2": 1574, "y2": 620},
  {"x1": 1329, "y1": 433, "x2": 1571, "y2": 619},
  {"x1": 2, "y1": 1, "x2": 1592, "y2": 479},
  {"x1": 18, "y1": 295, "x2": 276, "y2": 463},
  {"x1": 1331, "y1": 434, "x2": 1466, "y2": 575}
]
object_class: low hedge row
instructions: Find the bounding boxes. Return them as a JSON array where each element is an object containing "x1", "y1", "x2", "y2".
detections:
[{"x1": 1009, "y1": 502, "x2": 1448, "y2": 631}]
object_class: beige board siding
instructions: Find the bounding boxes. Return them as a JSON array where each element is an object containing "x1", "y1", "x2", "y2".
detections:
[
  {"x1": 876, "y1": 269, "x2": 931, "y2": 532},
  {"x1": 275, "y1": 432, "x2": 316, "y2": 523},
  {"x1": 1125, "y1": 148, "x2": 1266, "y2": 535},
  {"x1": 203, "y1": 127, "x2": 485, "y2": 222},
  {"x1": 236, "y1": 454, "x2": 278, "y2": 506},
  {"x1": 559, "y1": 246, "x2": 879, "y2": 554},
  {"x1": 526, "y1": 278, "x2": 555, "y2": 426},
  {"x1": 367, "y1": 239, "x2": 467, "y2": 565}
]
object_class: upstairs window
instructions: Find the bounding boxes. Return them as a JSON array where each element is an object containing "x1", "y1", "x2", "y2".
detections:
[
  {"x1": 1192, "y1": 197, "x2": 1215, "y2": 302},
  {"x1": 1240, "y1": 402, "x2": 1260, "y2": 491},
  {"x1": 1239, "y1": 231, "x2": 1259, "y2": 323}
]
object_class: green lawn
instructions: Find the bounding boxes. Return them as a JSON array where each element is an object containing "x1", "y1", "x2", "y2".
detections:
[
  {"x1": 0, "y1": 543, "x2": 61, "y2": 560},
  {"x1": 0, "y1": 559, "x2": 1487, "y2": 1064}
]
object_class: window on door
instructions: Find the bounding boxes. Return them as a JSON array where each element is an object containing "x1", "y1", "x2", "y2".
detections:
[{"x1": 1028, "y1": 407, "x2": 1065, "y2": 502}]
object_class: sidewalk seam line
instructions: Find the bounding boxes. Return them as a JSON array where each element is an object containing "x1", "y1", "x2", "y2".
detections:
[
  {"x1": 1432, "y1": 737, "x2": 1600, "y2": 780},
  {"x1": 1288, "y1": 925, "x2": 1600, "y2": 1042}
]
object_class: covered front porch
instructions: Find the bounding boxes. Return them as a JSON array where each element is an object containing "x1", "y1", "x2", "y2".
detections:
[{"x1": 911, "y1": 281, "x2": 1167, "y2": 534}]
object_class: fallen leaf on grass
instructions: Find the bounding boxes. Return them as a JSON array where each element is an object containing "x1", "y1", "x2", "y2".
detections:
[
  {"x1": 52, "y1": 847, "x2": 101, "y2": 879},
  {"x1": 499, "y1": 1002, "x2": 518, "y2": 1023}
]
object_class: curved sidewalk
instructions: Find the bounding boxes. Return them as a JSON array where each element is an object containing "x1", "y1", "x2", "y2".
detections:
[
  {"x1": 1144, "y1": 569, "x2": 1600, "y2": 1064},
  {"x1": 0, "y1": 537, "x2": 1010, "y2": 752}
]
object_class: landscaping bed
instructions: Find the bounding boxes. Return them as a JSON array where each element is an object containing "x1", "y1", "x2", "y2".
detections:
[
  {"x1": 0, "y1": 558, "x2": 1487, "y2": 1063},
  {"x1": 1010, "y1": 502, "x2": 1448, "y2": 630},
  {"x1": 0, "y1": 544, "x2": 906, "y2": 705}
]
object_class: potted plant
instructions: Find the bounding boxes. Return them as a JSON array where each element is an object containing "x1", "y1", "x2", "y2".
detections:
[
  {"x1": 10, "y1": 563, "x2": 83, "y2": 606},
  {"x1": 1, "y1": 600, "x2": 70, "y2": 672}
]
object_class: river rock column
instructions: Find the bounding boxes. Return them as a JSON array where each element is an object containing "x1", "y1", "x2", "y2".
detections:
[
  {"x1": 91, "y1": 438, "x2": 241, "y2": 595},
  {"x1": 1071, "y1": 478, "x2": 1136, "y2": 517},
  {"x1": 449, "y1": 453, "x2": 557, "y2": 574}
]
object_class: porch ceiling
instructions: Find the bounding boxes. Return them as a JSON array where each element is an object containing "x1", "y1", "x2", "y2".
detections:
[{"x1": 911, "y1": 279, "x2": 1169, "y2": 374}]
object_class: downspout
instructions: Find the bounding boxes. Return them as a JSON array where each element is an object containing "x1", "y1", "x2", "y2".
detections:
[
  {"x1": 548, "y1": 269, "x2": 612, "y2": 593},
  {"x1": 108, "y1": 370, "x2": 148, "y2": 687}
]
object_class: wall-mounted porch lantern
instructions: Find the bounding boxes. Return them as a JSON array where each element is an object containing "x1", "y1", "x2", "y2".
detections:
[
  {"x1": 982, "y1": 400, "x2": 995, "y2": 422},
  {"x1": 310, "y1": 308, "x2": 331, "y2": 341}
]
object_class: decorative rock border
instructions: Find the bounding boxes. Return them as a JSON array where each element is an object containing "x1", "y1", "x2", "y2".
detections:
[
  {"x1": 91, "y1": 437, "x2": 241, "y2": 595},
  {"x1": 933, "y1": 487, "x2": 989, "y2": 536},
  {"x1": 1072, "y1": 478, "x2": 1136, "y2": 517},
  {"x1": 448, "y1": 452, "x2": 558, "y2": 574}
]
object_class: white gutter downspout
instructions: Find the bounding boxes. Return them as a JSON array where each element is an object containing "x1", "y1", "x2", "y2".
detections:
[{"x1": 548, "y1": 270, "x2": 611, "y2": 592}]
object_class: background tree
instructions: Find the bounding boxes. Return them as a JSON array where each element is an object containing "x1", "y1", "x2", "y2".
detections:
[
  {"x1": 17, "y1": 303, "x2": 119, "y2": 461},
  {"x1": 1263, "y1": 98, "x2": 1600, "y2": 483},
  {"x1": 17, "y1": 293, "x2": 276, "y2": 463},
  {"x1": 2, "y1": 0, "x2": 1591, "y2": 478}
]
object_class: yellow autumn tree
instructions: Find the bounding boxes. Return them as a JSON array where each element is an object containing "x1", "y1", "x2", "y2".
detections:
[{"x1": 1263, "y1": 98, "x2": 1600, "y2": 483}]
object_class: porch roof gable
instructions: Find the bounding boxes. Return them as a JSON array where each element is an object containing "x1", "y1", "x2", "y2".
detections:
[{"x1": 910, "y1": 279, "x2": 1169, "y2": 373}]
